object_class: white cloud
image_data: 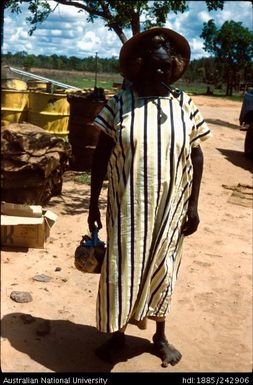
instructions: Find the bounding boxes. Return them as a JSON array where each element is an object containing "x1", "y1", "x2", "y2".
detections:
[
  {"x1": 19, "y1": 30, "x2": 30, "y2": 39},
  {"x1": 198, "y1": 10, "x2": 211, "y2": 23},
  {"x1": 77, "y1": 25, "x2": 84, "y2": 33},
  {"x1": 77, "y1": 31, "x2": 100, "y2": 52},
  {"x1": 217, "y1": 9, "x2": 234, "y2": 24},
  {"x1": 191, "y1": 38, "x2": 204, "y2": 51},
  {"x1": 50, "y1": 0, "x2": 88, "y2": 19},
  {"x1": 3, "y1": 0, "x2": 253, "y2": 60},
  {"x1": 3, "y1": 15, "x2": 13, "y2": 27},
  {"x1": 173, "y1": 12, "x2": 190, "y2": 35},
  {"x1": 50, "y1": 29, "x2": 62, "y2": 36},
  {"x1": 24, "y1": 42, "x2": 33, "y2": 50}
]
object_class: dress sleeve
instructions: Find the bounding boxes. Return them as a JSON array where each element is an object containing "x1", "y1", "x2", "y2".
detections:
[
  {"x1": 188, "y1": 97, "x2": 212, "y2": 148},
  {"x1": 94, "y1": 96, "x2": 118, "y2": 141}
]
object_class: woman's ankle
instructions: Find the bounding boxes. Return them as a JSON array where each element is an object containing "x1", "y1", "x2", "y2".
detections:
[{"x1": 153, "y1": 332, "x2": 167, "y2": 343}]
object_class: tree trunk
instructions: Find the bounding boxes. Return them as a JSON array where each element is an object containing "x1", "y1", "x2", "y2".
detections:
[
  {"x1": 113, "y1": 26, "x2": 128, "y2": 44},
  {"x1": 131, "y1": 11, "x2": 140, "y2": 35},
  {"x1": 107, "y1": 22, "x2": 127, "y2": 44},
  {"x1": 226, "y1": 82, "x2": 233, "y2": 96},
  {"x1": 225, "y1": 69, "x2": 233, "y2": 96}
]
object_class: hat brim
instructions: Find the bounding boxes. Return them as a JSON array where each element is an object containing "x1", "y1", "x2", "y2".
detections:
[{"x1": 119, "y1": 27, "x2": 191, "y2": 84}]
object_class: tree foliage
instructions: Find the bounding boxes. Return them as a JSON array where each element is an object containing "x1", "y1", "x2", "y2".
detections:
[
  {"x1": 2, "y1": 51, "x2": 119, "y2": 73},
  {"x1": 4, "y1": 0, "x2": 224, "y2": 42},
  {"x1": 201, "y1": 19, "x2": 253, "y2": 95},
  {"x1": 0, "y1": 50, "x2": 231, "y2": 85},
  {"x1": 4, "y1": 50, "x2": 252, "y2": 95}
]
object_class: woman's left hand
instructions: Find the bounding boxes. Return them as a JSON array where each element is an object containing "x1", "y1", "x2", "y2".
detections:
[{"x1": 182, "y1": 204, "x2": 200, "y2": 236}]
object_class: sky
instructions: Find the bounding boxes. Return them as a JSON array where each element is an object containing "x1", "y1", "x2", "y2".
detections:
[{"x1": 2, "y1": 1, "x2": 253, "y2": 60}]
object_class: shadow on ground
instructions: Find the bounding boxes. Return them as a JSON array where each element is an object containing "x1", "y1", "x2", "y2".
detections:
[
  {"x1": 206, "y1": 119, "x2": 240, "y2": 130},
  {"x1": 46, "y1": 186, "x2": 108, "y2": 216},
  {"x1": 217, "y1": 148, "x2": 253, "y2": 173},
  {"x1": 1, "y1": 246, "x2": 29, "y2": 253},
  {"x1": 1, "y1": 313, "x2": 154, "y2": 372}
]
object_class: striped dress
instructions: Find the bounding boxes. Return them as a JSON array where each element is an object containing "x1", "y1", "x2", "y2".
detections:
[{"x1": 94, "y1": 88, "x2": 211, "y2": 333}]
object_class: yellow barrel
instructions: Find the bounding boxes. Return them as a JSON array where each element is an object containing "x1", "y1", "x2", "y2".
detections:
[
  {"x1": 27, "y1": 80, "x2": 50, "y2": 91},
  {"x1": 1, "y1": 78, "x2": 28, "y2": 90},
  {"x1": 1, "y1": 89, "x2": 29, "y2": 128},
  {"x1": 28, "y1": 91, "x2": 70, "y2": 139}
]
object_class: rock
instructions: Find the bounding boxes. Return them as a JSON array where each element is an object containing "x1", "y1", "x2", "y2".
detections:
[
  {"x1": 10, "y1": 291, "x2": 33, "y2": 303},
  {"x1": 32, "y1": 274, "x2": 52, "y2": 283},
  {"x1": 55, "y1": 267, "x2": 61, "y2": 272}
]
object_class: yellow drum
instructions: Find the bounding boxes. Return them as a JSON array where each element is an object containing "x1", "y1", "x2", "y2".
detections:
[
  {"x1": 27, "y1": 80, "x2": 50, "y2": 91},
  {"x1": 28, "y1": 91, "x2": 70, "y2": 139},
  {"x1": 1, "y1": 89, "x2": 29, "y2": 128},
  {"x1": 2, "y1": 78, "x2": 28, "y2": 90}
]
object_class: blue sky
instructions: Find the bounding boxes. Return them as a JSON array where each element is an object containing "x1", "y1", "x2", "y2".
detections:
[{"x1": 3, "y1": 1, "x2": 253, "y2": 60}]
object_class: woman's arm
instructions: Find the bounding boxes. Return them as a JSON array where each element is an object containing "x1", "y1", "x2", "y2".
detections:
[
  {"x1": 182, "y1": 145, "x2": 203, "y2": 236},
  {"x1": 88, "y1": 130, "x2": 115, "y2": 232}
]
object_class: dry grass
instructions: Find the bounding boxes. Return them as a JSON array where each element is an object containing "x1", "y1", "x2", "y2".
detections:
[{"x1": 31, "y1": 67, "x2": 122, "y2": 83}]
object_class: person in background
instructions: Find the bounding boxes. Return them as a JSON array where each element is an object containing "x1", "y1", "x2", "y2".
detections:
[{"x1": 88, "y1": 27, "x2": 211, "y2": 367}]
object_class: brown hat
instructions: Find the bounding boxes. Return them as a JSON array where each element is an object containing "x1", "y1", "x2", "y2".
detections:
[{"x1": 119, "y1": 27, "x2": 191, "y2": 84}]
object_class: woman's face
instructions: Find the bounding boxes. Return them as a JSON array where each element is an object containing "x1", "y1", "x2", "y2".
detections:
[
  {"x1": 134, "y1": 44, "x2": 173, "y2": 95},
  {"x1": 143, "y1": 46, "x2": 173, "y2": 84}
]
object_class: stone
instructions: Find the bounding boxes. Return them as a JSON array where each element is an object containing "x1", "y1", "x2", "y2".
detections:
[
  {"x1": 10, "y1": 291, "x2": 33, "y2": 303},
  {"x1": 32, "y1": 274, "x2": 52, "y2": 282}
]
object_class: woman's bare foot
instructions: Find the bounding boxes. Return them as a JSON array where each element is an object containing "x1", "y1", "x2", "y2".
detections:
[
  {"x1": 152, "y1": 333, "x2": 182, "y2": 367},
  {"x1": 95, "y1": 331, "x2": 126, "y2": 364}
]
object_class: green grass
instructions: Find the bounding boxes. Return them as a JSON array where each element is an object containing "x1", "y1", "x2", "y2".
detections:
[
  {"x1": 31, "y1": 68, "x2": 243, "y2": 101},
  {"x1": 175, "y1": 81, "x2": 243, "y2": 102},
  {"x1": 73, "y1": 172, "x2": 109, "y2": 187},
  {"x1": 74, "y1": 172, "x2": 91, "y2": 185},
  {"x1": 32, "y1": 68, "x2": 122, "y2": 90},
  {"x1": 59, "y1": 78, "x2": 115, "y2": 89}
]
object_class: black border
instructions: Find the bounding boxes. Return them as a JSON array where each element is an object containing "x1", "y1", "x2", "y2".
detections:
[{"x1": 1, "y1": 372, "x2": 252, "y2": 385}]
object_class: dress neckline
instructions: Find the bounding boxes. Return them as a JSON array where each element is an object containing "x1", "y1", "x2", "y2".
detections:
[{"x1": 130, "y1": 87, "x2": 179, "y2": 101}]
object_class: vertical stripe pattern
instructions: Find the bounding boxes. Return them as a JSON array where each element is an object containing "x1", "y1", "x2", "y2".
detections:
[{"x1": 94, "y1": 89, "x2": 211, "y2": 332}]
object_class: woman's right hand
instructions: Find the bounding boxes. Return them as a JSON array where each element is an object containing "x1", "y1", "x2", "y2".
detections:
[{"x1": 88, "y1": 205, "x2": 102, "y2": 233}]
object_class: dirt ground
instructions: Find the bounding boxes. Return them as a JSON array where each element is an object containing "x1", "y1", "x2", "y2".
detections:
[{"x1": 1, "y1": 95, "x2": 252, "y2": 374}]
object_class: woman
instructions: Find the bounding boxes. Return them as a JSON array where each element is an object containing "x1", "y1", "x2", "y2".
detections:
[{"x1": 88, "y1": 27, "x2": 211, "y2": 367}]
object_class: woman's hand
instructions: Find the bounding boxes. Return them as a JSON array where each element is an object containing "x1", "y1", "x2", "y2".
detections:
[
  {"x1": 88, "y1": 205, "x2": 102, "y2": 233},
  {"x1": 182, "y1": 203, "x2": 200, "y2": 236}
]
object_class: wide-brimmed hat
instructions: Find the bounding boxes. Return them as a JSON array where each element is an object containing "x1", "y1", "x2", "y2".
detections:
[{"x1": 119, "y1": 27, "x2": 191, "y2": 84}]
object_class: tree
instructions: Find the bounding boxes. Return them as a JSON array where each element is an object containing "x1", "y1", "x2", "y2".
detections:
[
  {"x1": 23, "y1": 54, "x2": 35, "y2": 70},
  {"x1": 4, "y1": 0, "x2": 225, "y2": 43},
  {"x1": 201, "y1": 19, "x2": 253, "y2": 95}
]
